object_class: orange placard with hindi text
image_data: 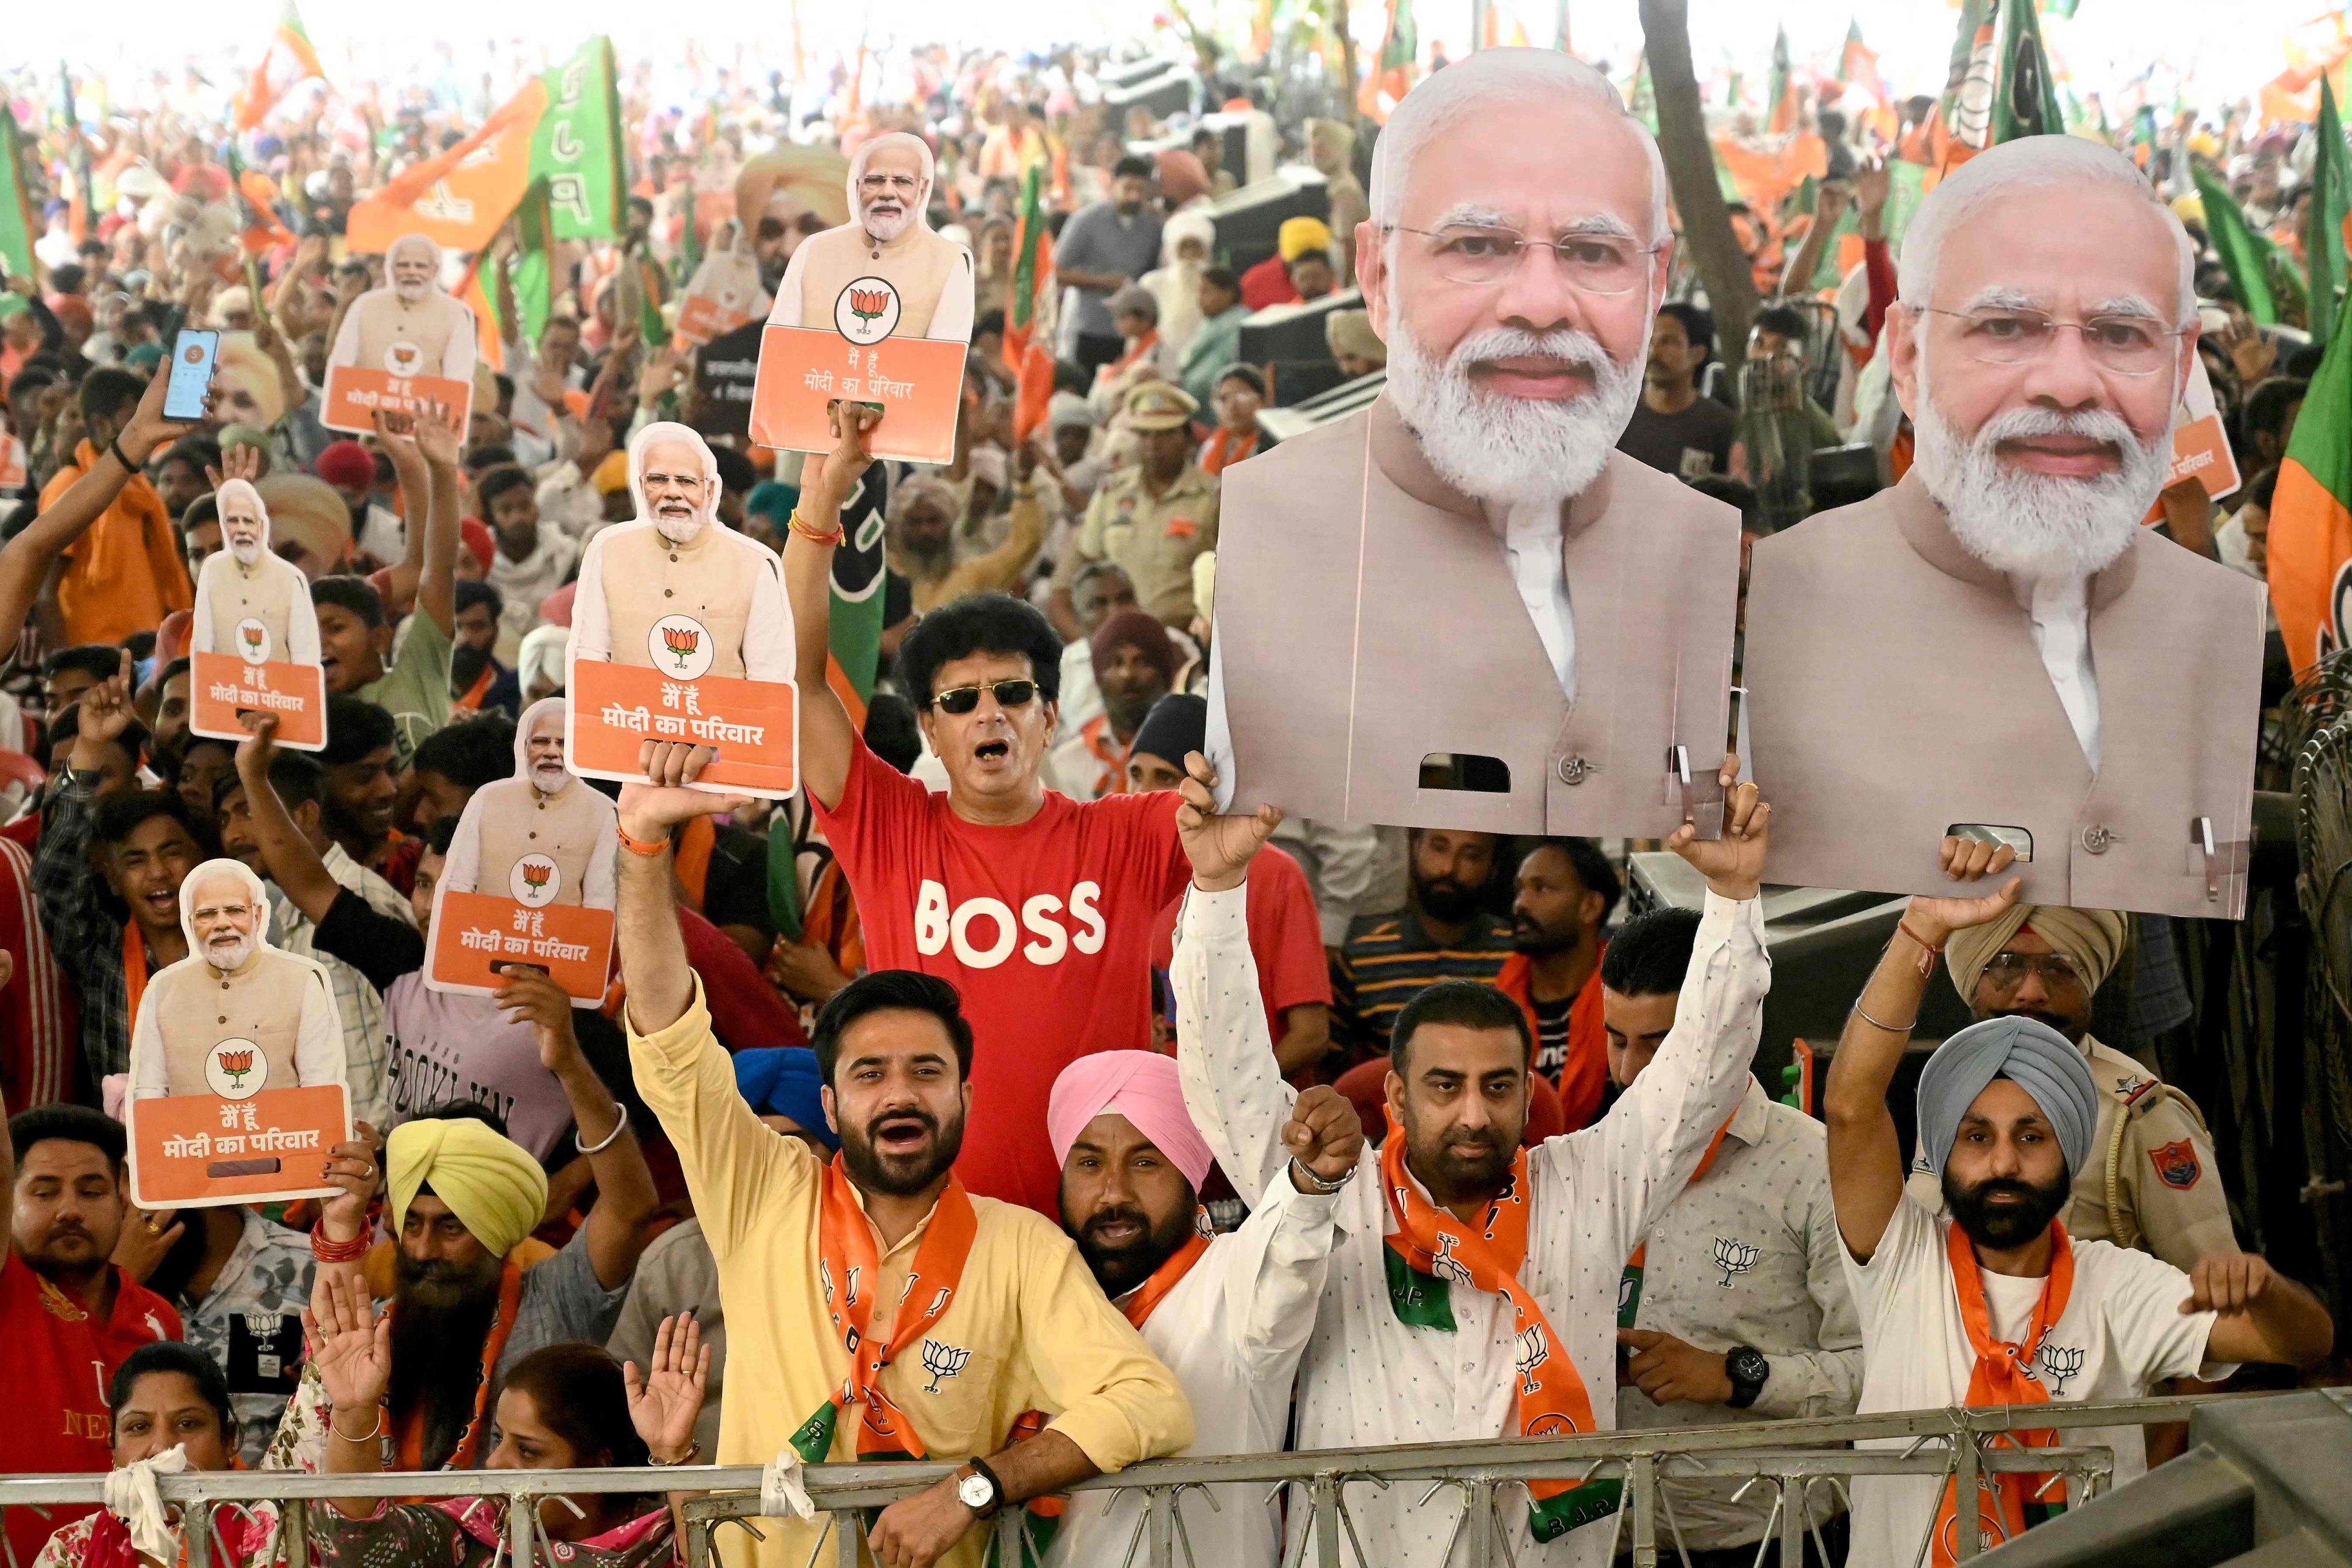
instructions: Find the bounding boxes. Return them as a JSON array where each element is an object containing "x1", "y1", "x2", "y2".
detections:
[
  {"x1": 322, "y1": 365, "x2": 476, "y2": 435},
  {"x1": 566, "y1": 659, "x2": 799, "y2": 799},
  {"x1": 191, "y1": 652, "x2": 326, "y2": 749},
  {"x1": 428, "y1": 891, "x2": 616, "y2": 1001},
  {"x1": 748, "y1": 325, "x2": 967, "y2": 465},
  {"x1": 127, "y1": 1084, "x2": 349, "y2": 1208},
  {"x1": 676, "y1": 292, "x2": 761, "y2": 347}
]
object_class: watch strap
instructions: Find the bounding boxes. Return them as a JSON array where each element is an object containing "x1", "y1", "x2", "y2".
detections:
[
  {"x1": 964, "y1": 1455, "x2": 1006, "y2": 1518},
  {"x1": 1724, "y1": 1346, "x2": 1768, "y2": 1409}
]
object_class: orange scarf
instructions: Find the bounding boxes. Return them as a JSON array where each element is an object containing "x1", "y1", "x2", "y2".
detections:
[
  {"x1": 392, "y1": 1260, "x2": 523, "y2": 1473},
  {"x1": 1107, "y1": 329, "x2": 1161, "y2": 377},
  {"x1": 793, "y1": 1161, "x2": 979, "y2": 1462},
  {"x1": 451, "y1": 661, "x2": 495, "y2": 714},
  {"x1": 1381, "y1": 1110, "x2": 1612, "y2": 1540},
  {"x1": 1077, "y1": 715, "x2": 1131, "y2": 797},
  {"x1": 1198, "y1": 428, "x2": 1258, "y2": 475},
  {"x1": 1932, "y1": 1220, "x2": 2075, "y2": 1565},
  {"x1": 1119, "y1": 1230, "x2": 1210, "y2": 1328},
  {"x1": 1622, "y1": 1114, "x2": 1735, "y2": 1280},
  {"x1": 123, "y1": 926, "x2": 150, "y2": 1021}
]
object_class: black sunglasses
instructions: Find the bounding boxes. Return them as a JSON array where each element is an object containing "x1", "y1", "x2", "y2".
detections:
[{"x1": 929, "y1": 679, "x2": 1040, "y2": 715}]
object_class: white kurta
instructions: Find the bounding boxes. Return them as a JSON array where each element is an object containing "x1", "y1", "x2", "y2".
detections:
[
  {"x1": 1172, "y1": 882, "x2": 1772, "y2": 1567},
  {"x1": 1045, "y1": 1178, "x2": 1339, "y2": 1568}
]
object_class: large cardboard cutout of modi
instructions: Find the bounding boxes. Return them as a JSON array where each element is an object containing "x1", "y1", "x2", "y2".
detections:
[
  {"x1": 429, "y1": 697, "x2": 620, "y2": 1002},
  {"x1": 748, "y1": 132, "x2": 976, "y2": 465},
  {"x1": 322, "y1": 232, "x2": 478, "y2": 433},
  {"x1": 1204, "y1": 49, "x2": 1741, "y2": 838},
  {"x1": 1744, "y1": 136, "x2": 2265, "y2": 919},
  {"x1": 188, "y1": 479, "x2": 328, "y2": 749},
  {"x1": 566, "y1": 422, "x2": 799, "y2": 797},
  {"x1": 126, "y1": 859, "x2": 350, "y2": 1208}
]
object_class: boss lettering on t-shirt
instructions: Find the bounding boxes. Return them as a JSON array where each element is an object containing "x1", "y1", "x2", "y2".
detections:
[{"x1": 914, "y1": 879, "x2": 1107, "y2": 968}]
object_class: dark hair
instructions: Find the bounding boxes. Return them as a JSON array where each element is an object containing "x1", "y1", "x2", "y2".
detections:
[
  {"x1": 184, "y1": 494, "x2": 220, "y2": 532},
  {"x1": 44, "y1": 644, "x2": 123, "y2": 689},
  {"x1": 157, "y1": 655, "x2": 192, "y2": 690},
  {"x1": 863, "y1": 690, "x2": 923, "y2": 774},
  {"x1": 2246, "y1": 465, "x2": 2281, "y2": 511},
  {"x1": 810, "y1": 970, "x2": 975, "y2": 1087},
  {"x1": 411, "y1": 1099, "x2": 513, "y2": 1138},
  {"x1": 157, "y1": 435, "x2": 222, "y2": 475},
  {"x1": 78, "y1": 367, "x2": 144, "y2": 427},
  {"x1": 476, "y1": 465, "x2": 536, "y2": 516},
  {"x1": 1200, "y1": 265, "x2": 1238, "y2": 296},
  {"x1": 1111, "y1": 154, "x2": 1155, "y2": 183},
  {"x1": 709, "y1": 445, "x2": 758, "y2": 499},
  {"x1": 413, "y1": 714, "x2": 517, "y2": 791},
  {"x1": 10, "y1": 1102, "x2": 128, "y2": 1174},
  {"x1": 93, "y1": 787, "x2": 204, "y2": 853},
  {"x1": 498, "y1": 1343, "x2": 649, "y2": 1467},
  {"x1": 49, "y1": 263, "x2": 88, "y2": 297},
  {"x1": 2242, "y1": 376, "x2": 2308, "y2": 446},
  {"x1": 1751, "y1": 304, "x2": 1810, "y2": 342},
  {"x1": 319, "y1": 696, "x2": 397, "y2": 766},
  {"x1": 1524, "y1": 837, "x2": 1621, "y2": 925},
  {"x1": 1600, "y1": 906, "x2": 1704, "y2": 997},
  {"x1": 896, "y1": 592, "x2": 1064, "y2": 708},
  {"x1": 464, "y1": 445, "x2": 517, "y2": 474},
  {"x1": 220, "y1": 748, "x2": 326, "y2": 814},
  {"x1": 1214, "y1": 364, "x2": 1265, "y2": 398},
  {"x1": 1389, "y1": 979, "x2": 1532, "y2": 1071},
  {"x1": 424, "y1": 813, "x2": 463, "y2": 856},
  {"x1": 1191, "y1": 127, "x2": 1218, "y2": 148},
  {"x1": 1289, "y1": 249, "x2": 1334, "y2": 277},
  {"x1": 973, "y1": 307, "x2": 1006, "y2": 339},
  {"x1": 454, "y1": 577, "x2": 505, "y2": 620},
  {"x1": 311, "y1": 574, "x2": 387, "y2": 630},
  {"x1": 1656, "y1": 301, "x2": 1716, "y2": 361},
  {"x1": 109, "y1": 1341, "x2": 236, "y2": 1446}
]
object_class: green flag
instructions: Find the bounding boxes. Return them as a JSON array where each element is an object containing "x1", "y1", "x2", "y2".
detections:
[
  {"x1": 510, "y1": 183, "x2": 557, "y2": 345},
  {"x1": 1802, "y1": 160, "x2": 1929, "y2": 292},
  {"x1": 2194, "y1": 161, "x2": 2283, "y2": 326},
  {"x1": 529, "y1": 37, "x2": 624, "y2": 242},
  {"x1": 0, "y1": 107, "x2": 34, "y2": 283},
  {"x1": 1991, "y1": 0, "x2": 2067, "y2": 142},
  {"x1": 2312, "y1": 78, "x2": 2349, "y2": 348},
  {"x1": 1767, "y1": 26, "x2": 1797, "y2": 133}
]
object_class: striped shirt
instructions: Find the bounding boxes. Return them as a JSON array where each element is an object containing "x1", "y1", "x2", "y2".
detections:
[{"x1": 1330, "y1": 906, "x2": 1513, "y2": 1061}]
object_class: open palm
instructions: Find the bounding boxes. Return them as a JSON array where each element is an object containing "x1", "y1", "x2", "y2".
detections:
[
  {"x1": 624, "y1": 1314, "x2": 710, "y2": 1461},
  {"x1": 303, "y1": 1272, "x2": 390, "y2": 1413}
]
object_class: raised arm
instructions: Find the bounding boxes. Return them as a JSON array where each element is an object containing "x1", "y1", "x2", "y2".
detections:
[
  {"x1": 1825, "y1": 840, "x2": 2021, "y2": 1262},
  {"x1": 410, "y1": 399, "x2": 462, "y2": 636},
  {"x1": 234, "y1": 715, "x2": 346, "y2": 923},
  {"x1": 782, "y1": 403, "x2": 879, "y2": 810}
]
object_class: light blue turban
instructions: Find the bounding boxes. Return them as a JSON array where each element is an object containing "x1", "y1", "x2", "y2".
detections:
[{"x1": 1915, "y1": 1015, "x2": 2099, "y2": 1179}]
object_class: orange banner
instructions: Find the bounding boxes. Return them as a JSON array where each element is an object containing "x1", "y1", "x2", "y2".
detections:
[
  {"x1": 748, "y1": 325, "x2": 967, "y2": 465},
  {"x1": 568, "y1": 658, "x2": 799, "y2": 799},
  {"x1": 128, "y1": 1084, "x2": 349, "y2": 1208},
  {"x1": 2163, "y1": 413, "x2": 2240, "y2": 499},
  {"x1": 345, "y1": 79, "x2": 550, "y2": 255},
  {"x1": 323, "y1": 365, "x2": 476, "y2": 435},
  {"x1": 191, "y1": 652, "x2": 326, "y2": 749},
  {"x1": 676, "y1": 292, "x2": 762, "y2": 346},
  {"x1": 427, "y1": 890, "x2": 616, "y2": 1002}
]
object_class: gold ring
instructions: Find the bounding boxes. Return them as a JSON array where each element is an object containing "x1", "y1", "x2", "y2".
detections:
[{"x1": 145, "y1": 1219, "x2": 163, "y2": 1234}]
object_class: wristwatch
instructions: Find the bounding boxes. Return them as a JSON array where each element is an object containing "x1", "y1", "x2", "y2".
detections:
[
  {"x1": 1724, "y1": 1346, "x2": 1770, "y2": 1410},
  {"x1": 955, "y1": 1458, "x2": 1005, "y2": 1519}
]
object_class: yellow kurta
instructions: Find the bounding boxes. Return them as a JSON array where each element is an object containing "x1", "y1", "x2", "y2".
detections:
[{"x1": 627, "y1": 983, "x2": 1194, "y2": 1568}]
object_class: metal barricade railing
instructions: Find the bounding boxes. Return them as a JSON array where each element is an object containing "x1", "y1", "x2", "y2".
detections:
[{"x1": 0, "y1": 1394, "x2": 2257, "y2": 1568}]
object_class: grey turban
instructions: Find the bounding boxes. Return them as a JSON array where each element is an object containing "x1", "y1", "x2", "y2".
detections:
[{"x1": 1915, "y1": 1015, "x2": 2099, "y2": 1179}]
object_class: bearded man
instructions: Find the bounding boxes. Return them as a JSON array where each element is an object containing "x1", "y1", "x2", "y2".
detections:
[
  {"x1": 191, "y1": 478, "x2": 323, "y2": 666},
  {"x1": 1744, "y1": 136, "x2": 2266, "y2": 919},
  {"x1": 569, "y1": 420, "x2": 792, "y2": 689},
  {"x1": 1204, "y1": 49, "x2": 1742, "y2": 838},
  {"x1": 327, "y1": 233, "x2": 477, "y2": 385},
  {"x1": 129, "y1": 858, "x2": 344, "y2": 1100},
  {"x1": 437, "y1": 696, "x2": 618, "y2": 911},
  {"x1": 765, "y1": 132, "x2": 976, "y2": 344}
]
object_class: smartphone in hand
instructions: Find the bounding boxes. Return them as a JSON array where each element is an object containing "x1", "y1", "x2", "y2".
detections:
[{"x1": 163, "y1": 330, "x2": 222, "y2": 422}]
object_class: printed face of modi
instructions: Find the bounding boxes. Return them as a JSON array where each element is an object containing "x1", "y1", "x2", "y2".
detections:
[
  {"x1": 525, "y1": 717, "x2": 569, "y2": 791},
  {"x1": 222, "y1": 495, "x2": 267, "y2": 564},
  {"x1": 639, "y1": 439, "x2": 717, "y2": 545},
  {"x1": 190, "y1": 872, "x2": 262, "y2": 972},
  {"x1": 858, "y1": 144, "x2": 926, "y2": 244},
  {"x1": 389, "y1": 240, "x2": 438, "y2": 303}
]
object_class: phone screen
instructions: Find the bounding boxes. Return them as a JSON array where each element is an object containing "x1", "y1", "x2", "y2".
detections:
[{"x1": 163, "y1": 330, "x2": 221, "y2": 422}]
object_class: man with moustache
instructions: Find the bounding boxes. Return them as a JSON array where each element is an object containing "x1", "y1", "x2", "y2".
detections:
[
  {"x1": 1330, "y1": 828, "x2": 1511, "y2": 1065},
  {"x1": 1826, "y1": 858, "x2": 2332, "y2": 1565},
  {"x1": 1205, "y1": 49, "x2": 1742, "y2": 838},
  {"x1": 438, "y1": 697, "x2": 619, "y2": 913},
  {"x1": 191, "y1": 478, "x2": 323, "y2": 666},
  {"x1": 1174, "y1": 752, "x2": 1776, "y2": 1568},
  {"x1": 615, "y1": 756, "x2": 1193, "y2": 1568},
  {"x1": 766, "y1": 133, "x2": 976, "y2": 345},
  {"x1": 1043, "y1": 1052, "x2": 1356, "y2": 1568},
  {"x1": 1744, "y1": 136, "x2": 2267, "y2": 920},
  {"x1": 328, "y1": 233, "x2": 477, "y2": 387},
  {"x1": 1496, "y1": 837, "x2": 1618, "y2": 1129},
  {"x1": 1042, "y1": 610, "x2": 1179, "y2": 801}
]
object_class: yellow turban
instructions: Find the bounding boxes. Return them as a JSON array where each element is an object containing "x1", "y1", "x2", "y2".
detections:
[
  {"x1": 387, "y1": 1117, "x2": 549, "y2": 1259},
  {"x1": 1278, "y1": 216, "x2": 1332, "y2": 262},
  {"x1": 591, "y1": 449, "x2": 632, "y2": 495},
  {"x1": 1945, "y1": 905, "x2": 2129, "y2": 1010}
]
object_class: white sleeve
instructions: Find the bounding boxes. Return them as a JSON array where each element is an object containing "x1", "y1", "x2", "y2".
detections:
[
  {"x1": 130, "y1": 989, "x2": 168, "y2": 1100},
  {"x1": 582, "y1": 801, "x2": 619, "y2": 912},
  {"x1": 740, "y1": 543, "x2": 795, "y2": 684},
  {"x1": 926, "y1": 249, "x2": 975, "y2": 343},
  {"x1": 1536, "y1": 890, "x2": 1771, "y2": 1268},
  {"x1": 328, "y1": 298, "x2": 363, "y2": 371},
  {"x1": 1172, "y1": 881, "x2": 1299, "y2": 1204},
  {"x1": 2092, "y1": 1243, "x2": 2237, "y2": 1387},
  {"x1": 1218, "y1": 1176, "x2": 1341, "y2": 1378},
  {"x1": 285, "y1": 565, "x2": 323, "y2": 665},
  {"x1": 191, "y1": 561, "x2": 217, "y2": 656},
  {"x1": 296, "y1": 963, "x2": 349, "y2": 1090},
  {"x1": 570, "y1": 535, "x2": 612, "y2": 664},
  {"x1": 441, "y1": 800, "x2": 484, "y2": 897},
  {"x1": 440, "y1": 296, "x2": 477, "y2": 383},
  {"x1": 766, "y1": 247, "x2": 809, "y2": 330}
]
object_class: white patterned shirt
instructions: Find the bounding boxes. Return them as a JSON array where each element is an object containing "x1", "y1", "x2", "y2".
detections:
[
  {"x1": 1173, "y1": 882, "x2": 1771, "y2": 1568},
  {"x1": 267, "y1": 841, "x2": 413, "y2": 1130},
  {"x1": 175, "y1": 1210, "x2": 318, "y2": 1467}
]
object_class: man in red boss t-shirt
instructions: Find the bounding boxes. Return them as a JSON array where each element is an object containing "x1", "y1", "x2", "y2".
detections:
[
  {"x1": 2, "y1": 1100, "x2": 182, "y2": 1565},
  {"x1": 666, "y1": 406, "x2": 1248, "y2": 1211}
]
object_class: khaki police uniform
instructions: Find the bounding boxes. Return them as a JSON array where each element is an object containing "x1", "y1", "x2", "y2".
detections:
[{"x1": 1057, "y1": 383, "x2": 1219, "y2": 625}]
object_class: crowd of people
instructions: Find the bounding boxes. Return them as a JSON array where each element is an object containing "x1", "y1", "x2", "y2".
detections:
[{"x1": 0, "y1": 19, "x2": 2345, "y2": 1568}]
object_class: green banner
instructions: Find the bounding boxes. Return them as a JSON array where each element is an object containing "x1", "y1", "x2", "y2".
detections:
[
  {"x1": 2312, "y1": 79, "x2": 2349, "y2": 348},
  {"x1": 0, "y1": 107, "x2": 34, "y2": 283},
  {"x1": 530, "y1": 37, "x2": 624, "y2": 242},
  {"x1": 1991, "y1": 0, "x2": 2067, "y2": 144}
]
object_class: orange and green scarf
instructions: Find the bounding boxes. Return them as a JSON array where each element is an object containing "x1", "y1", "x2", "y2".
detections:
[{"x1": 1931, "y1": 1219, "x2": 2075, "y2": 1565}]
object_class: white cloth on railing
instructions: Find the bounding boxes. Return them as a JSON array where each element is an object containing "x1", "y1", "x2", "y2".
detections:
[
  {"x1": 759, "y1": 1449, "x2": 818, "y2": 1523},
  {"x1": 102, "y1": 1445, "x2": 191, "y2": 1564}
]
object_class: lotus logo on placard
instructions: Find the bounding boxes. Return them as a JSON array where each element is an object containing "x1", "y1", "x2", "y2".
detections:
[
  {"x1": 204, "y1": 1037, "x2": 268, "y2": 1100},
  {"x1": 645, "y1": 615, "x2": 715, "y2": 681},
  {"x1": 385, "y1": 341, "x2": 423, "y2": 377},
  {"x1": 832, "y1": 275, "x2": 901, "y2": 344},
  {"x1": 509, "y1": 853, "x2": 562, "y2": 908},
  {"x1": 235, "y1": 617, "x2": 272, "y2": 666}
]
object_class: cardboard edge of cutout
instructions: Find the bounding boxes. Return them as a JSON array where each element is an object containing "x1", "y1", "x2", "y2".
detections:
[
  {"x1": 424, "y1": 706, "x2": 619, "y2": 1005},
  {"x1": 320, "y1": 235, "x2": 480, "y2": 434},
  {"x1": 188, "y1": 481, "x2": 330, "y2": 750},
  {"x1": 126, "y1": 858, "x2": 352, "y2": 1208}
]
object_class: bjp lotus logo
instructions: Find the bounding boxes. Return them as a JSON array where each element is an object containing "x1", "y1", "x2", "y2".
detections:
[
  {"x1": 509, "y1": 853, "x2": 562, "y2": 907},
  {"x1": 662, "y1": 624, "x2": 700, "y2": 670},
  {"x1": 832, "y1": 275, "x2": 900, "y2": 343},
  {"x1": 645, "y1": 615, "x2": 715, "y2": 681},
  {"x1": 204, "y1": 1037, "x2": 267, "y2": 1099},
  {"x1": 235, "y1": 616, "x2": 271, "y2": 666},
  {"x1": 385, "y1": 341, "x2": 423, "y2": 377}
]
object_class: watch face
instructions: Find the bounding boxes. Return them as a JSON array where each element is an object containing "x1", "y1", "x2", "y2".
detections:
[
  {"x1": 1730, "y1": 1347, "x2": 1768, "y2": 1385},
  {"x1": 957, "y1": 1472, "x2": 995, "y2": 1510}
]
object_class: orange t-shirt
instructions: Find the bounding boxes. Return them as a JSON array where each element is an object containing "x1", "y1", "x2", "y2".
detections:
[{"x1": 40, "y1": 441, "x2": 196, "y2": 646}]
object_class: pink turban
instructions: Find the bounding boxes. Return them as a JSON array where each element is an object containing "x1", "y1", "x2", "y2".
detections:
[{"x1": 1047, "y1": 1051, "x2": 1215, "y2": 1193}]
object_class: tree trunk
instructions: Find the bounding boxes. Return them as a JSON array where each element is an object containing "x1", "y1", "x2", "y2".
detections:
[{"x1": 1639, "y1": 0, "x2": 1758, "y2": 380}]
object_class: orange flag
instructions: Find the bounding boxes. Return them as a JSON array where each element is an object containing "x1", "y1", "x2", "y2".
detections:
[{"x1": 345, "y1": 78, "x2": 549, "y2": 254}]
